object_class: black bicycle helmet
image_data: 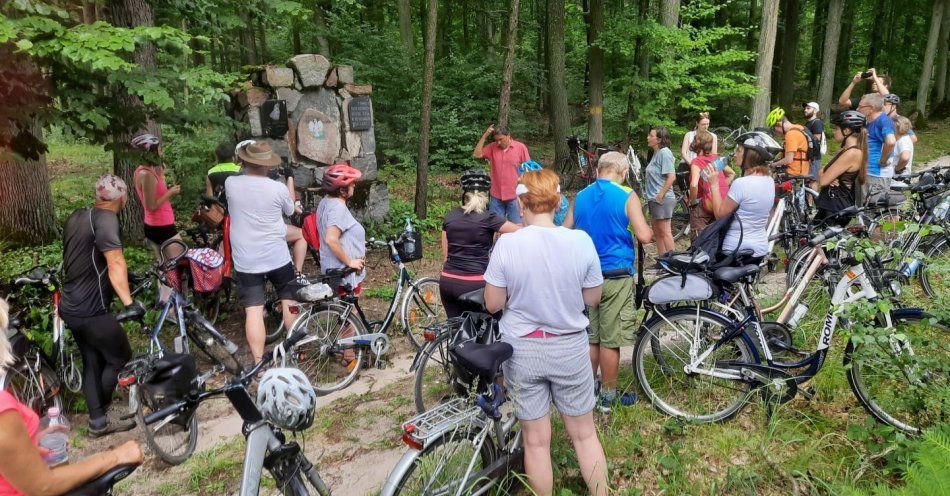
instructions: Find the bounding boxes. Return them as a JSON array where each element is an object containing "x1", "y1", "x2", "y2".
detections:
[
  {"x1": 832, "y1": 110, "x2": 867, "y2": 130},
  {"x1": 884, "y1": 93, "x2": 901, "y2": 105},
  {"x1": 736, "y1": 131, "x2": 782, "y2": 163},
  {"x1": 460, "y1": 169, "x2": 491, "y2": 192}
]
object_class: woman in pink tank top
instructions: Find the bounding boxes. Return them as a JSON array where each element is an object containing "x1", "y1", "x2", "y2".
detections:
[{"x1": 0, "y1": 298, "x2": 144, "y2": 495}]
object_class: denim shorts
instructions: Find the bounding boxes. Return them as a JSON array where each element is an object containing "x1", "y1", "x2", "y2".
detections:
[{"x1": 489, "y1": 197, "x2": 523, "y2": 224}]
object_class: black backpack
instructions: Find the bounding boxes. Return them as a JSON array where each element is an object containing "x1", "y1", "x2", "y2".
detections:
[{"x1": 689, "y1": 211, "x2": 743, "y2": 268}]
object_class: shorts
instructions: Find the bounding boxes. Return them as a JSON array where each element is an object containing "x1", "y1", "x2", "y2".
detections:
[
  {"x1": 588, "y1": 276, "x2": 636, "y2": 348},
  {"x1": 144, "y1": 224, "x2": 177, "y2": 246},
  {"x1": 502, "y1": 331, "x2": 595, "y2": 420},
  {"x1": 865, "y1": 176, "x2": 892, "y2": 205},
  {"x1": 489, "y1": 196, "x2": 523, "y2": 224},
  {"x1": 234, "y1": 262, "x2": 299, "y2": 307},
  {"x1": 439, "y1": 273, "x2": 486, "y2": 318},
  {"x1": 808, "y1": 159, "x2": 821, "y2": 181},
  {"x1": 689, "y1": 205, "x2": 715, "y2": 236},
  {"x1": 648, "y1": 197, "x2": 676, "y2": 220}
]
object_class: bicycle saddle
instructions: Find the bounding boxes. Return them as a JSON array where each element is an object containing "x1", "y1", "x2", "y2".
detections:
[
  {"x1": 458, "y1": 288, "x2": 486, "y2": 311},
  {"x1": 712, "y1": 264, "x2": 760, "y2": 284},
  {"x1": 63, "y1": 463, "x2": 139, "y2": 496},
  {"x1": 451, "y1": 341, "x2": 513, "y2": 382}
]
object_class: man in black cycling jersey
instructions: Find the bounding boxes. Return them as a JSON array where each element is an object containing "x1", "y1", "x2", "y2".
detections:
[{"x1": 205, "y1": 142, "x2": 240, "y2": 201}]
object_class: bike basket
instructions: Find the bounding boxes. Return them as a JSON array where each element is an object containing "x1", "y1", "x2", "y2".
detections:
[
  {"x1": 395, "y1": 231, "x2": 423, "y2": 262},
  {"x1": 646, "y1": 273, "x2": 718, "y2": 305},
  {"x1": 185, "y1": 248, "x2": 225, "y2": 293},
  {"x1": 191, "y1": 203, "x2": 224, "y2": 230}
]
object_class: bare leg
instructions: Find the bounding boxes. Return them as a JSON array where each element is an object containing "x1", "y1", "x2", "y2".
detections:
[
  {"x1": 286, "y1": 225, "x2": 307, "y2": 272},
  {"x1": 655, "y1": 218, "x2": 674, "y2": 254},
  {"x1": 598, "y1": 346, "x2": 620, "y2": 391},
  {"x1": 520, "y1": 415, "x2": 554, "y2": 496},
  {"x1": 280, "y1": 299, "x2": 297, "y2": 331},
  {"x1": 562, "y1": 412, "x2": 609, "y2": 496},
  {"x1": 245, "y1": 305, "x2": 265, "y2": 363},
  {"x1": 589, "y1": 344, "x2": 600, "y2": 380}
]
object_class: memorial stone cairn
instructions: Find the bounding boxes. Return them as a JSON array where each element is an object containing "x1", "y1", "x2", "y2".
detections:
[{"x1": 229, "y1": 54, "x2": 389, "y2": 222}]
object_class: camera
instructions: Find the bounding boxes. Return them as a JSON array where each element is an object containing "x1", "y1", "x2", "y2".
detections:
[{"x1": 861, "y1": 70, "x2": 873, "y2": 79}]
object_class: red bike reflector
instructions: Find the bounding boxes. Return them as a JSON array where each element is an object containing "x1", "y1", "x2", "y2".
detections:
[
  {"x1": 780, "y1": 180, "x2": 792, "y2": 193},
  {"x1": 297, "y1": 353, "x2": 307, "y2": 361},
  {"x1": 118, "y1": 375, "x2": 136, "y2": 387},
  {"x1": 289, "y1": 305, "x2": 301, "y2": 315},
  {"x1": 848, "y1": 227, "x2": 865, "y2": 234},
  {"x1": 402, "y1": 432, "x2": 423, "y2": 450},
  {"x1": 423, "y1": 330, "x2": 437, "y2": 341}
]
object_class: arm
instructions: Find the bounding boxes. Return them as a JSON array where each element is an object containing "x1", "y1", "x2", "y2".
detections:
[
  {"x1": 870, "y1": 68, "x2": 889, "y2": 95},
  {"x1": 582, "y1": 286, "x2": 603, "y2": 306},
  {"x1": 286, "y1": 175, "x2": 297, "y2": 203},
  {"x1": 472, "y1": 124, "x2": 494, "y2": 159},
  {"x1": 0, "y1": 412, "x2": 142, "y2": 496},
  {"x1": 324, "y1": 226, "x2": 364, "y2": 270},
  {"x1": 138, "y1": 170, "x2": 178, "y2": 210},
  {"x1": 711, "y1": 133, "x2": 718, "y2": 155},
  {"x1": 723, "y1": 166, "x2": 736, "y2": 184},
  {"x1": 655, "y1": 173, "x2": 676, "y2": 202},
  {"x1": 104, "y1": 249, "x2": 132, "y2": 306},
  {"x1": 441, "y1": 230, "x2": 448, "y2": 263},
  {"x1": 625, "y1": 192, "x2": 654, "y2": 243},
  {"x1": 561, "y1": 202, "x2": 575, "y2": 229},
  {"x1": 680, "y1": 135, "x2": 691, "y2": 163},
  {"x1": 896, "y1": 150, "x2": 912, "y2": 173},
  {"x1": 688, "y1": 164, "x2": 701, "y2": 202},
  {"x1": 484, "y1": 283, "x2": 507, "y2": 314},
  {"x1": 204, "y1": 176, "x2": 213, "y2": 197},
  {"x1": 819, "y1": 150, "x2": 859, "y2": 187},
  {"x1": 838, "y1": 72, "x2": 863, "y2": 106},
  {"x1": 497, "y1": 221, "x2": 520, "y2": 233},
  {"x1": 704, "y1": 166, "x2": 739, "y2": 219},
  {"x1": 773, "y1": 145, "x2": 794, "y2": 167},
  {"x1": 879, "y1": 134, "x2": 896, "y2": 166}
]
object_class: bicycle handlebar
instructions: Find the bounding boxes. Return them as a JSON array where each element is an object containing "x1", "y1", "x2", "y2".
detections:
[{"x1": 808, "y1": 227, "x2": 846, "y2": 247}]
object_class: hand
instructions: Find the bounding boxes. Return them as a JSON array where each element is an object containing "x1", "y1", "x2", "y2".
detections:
[
  {"x1": 703, "y1": 164, "x2": 720, "y2": 184},
  {"x1": 167, "y1": 185, "x2": 181, "y2": 196},
  {"x1": 851, "y1": 72, "x2": 863, "y2": 84},
  {"x1": 484, "y1": 124, "x2": 495, "y2": 136},
  {"x1": 869, "y1": 67, "x2": 877, "y2": 78},
  {"x1": 830, "y1": 179, "x2": 840, "y2": 187},
  {"x1": 112, "y1": 441, "x2": 145, "y2": 465},
  {"x1": 346, "y1": 258, "x2": 365, "y2": 271}
]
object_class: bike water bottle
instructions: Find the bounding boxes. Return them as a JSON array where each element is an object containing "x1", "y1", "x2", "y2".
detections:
[
  {"x1": 787, "y1": 303, "x2": 809, "y2": 329},
  {"x1": 900, "y1": 259, "x2": 921, "y2": 277},
  {"x1": 38, "y1": 407, "x2": 70, "y2": 466},
  {"x1": 712, "y1": 154, "x2": 732, "y2": 172},
  {"x1": 935, "y1": 196, "x2": 950, "y2": 222},
  {"x1": 402, "y1": 218, "x2": 416, "y2": 255}
]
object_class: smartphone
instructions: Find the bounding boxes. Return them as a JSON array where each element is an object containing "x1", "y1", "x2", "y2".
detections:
[{"x1": 861, "y1": 70, "x2": 873, "y2": 79}]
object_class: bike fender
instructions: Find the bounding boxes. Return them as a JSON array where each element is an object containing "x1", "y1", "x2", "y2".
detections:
[{"x1": 378, "y1": 449, "x2": 423, "y2": 496}]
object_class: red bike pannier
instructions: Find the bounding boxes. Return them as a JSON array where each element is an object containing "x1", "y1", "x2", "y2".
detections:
[{"x1": 301, "y1": 211, "x2": 320, "y2": 252}]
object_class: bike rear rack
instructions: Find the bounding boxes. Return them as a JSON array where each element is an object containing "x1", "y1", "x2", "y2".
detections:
[{"x1": 402, "y1": 397, "x2": 483, "y2": 447}]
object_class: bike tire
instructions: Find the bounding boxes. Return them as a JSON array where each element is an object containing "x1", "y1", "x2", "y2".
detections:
[
  {"x1": 919, "y1": 237, "x2": 949, "y2": 299},
  {"x1": 711, "y1": 127, "x2": 735, "y2": 150},
  {"x1": 187, "y1": 318, "x2": 244, "y2": 376},
  {"x1": 634, "y1": 307, "x2": 755, "y2": 423},
  {"x1": 192, "y1": 290, "x2": 222, "y2": 324},
  {"x1": 0, "y1": 355, "x2": 64, "y2": 415},
  {"x1": 263, "y1": 284, "x2": 285, "y2": 345},
  {"x1": 388, "y1": 427, "x2": 499, "y2": 496},
  {"x1": 414, "y1": 331, "x2": 467, "y2": 414},
  {"x1": 401, "y1": 278, "x2": 446, "y2": 351},
  {"x1": 845, "y1": 313, "x2": 950, "y2": 435},
  {"x1": 135, "y1": 393, "x2": 198, "y2": 465},
  {"x1": 292, "y1": 304, "x2": 367, "y2": 395},
  {"x1": 56, "y1": 333, "x2": 83, "y2": 394}
]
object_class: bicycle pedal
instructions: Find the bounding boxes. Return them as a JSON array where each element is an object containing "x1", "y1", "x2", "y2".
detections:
[{"x1": 799, "y1": 386, "x2": 816, "y2": 401}]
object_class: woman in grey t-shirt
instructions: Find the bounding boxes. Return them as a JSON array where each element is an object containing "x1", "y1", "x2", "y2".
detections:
[
  {"x1": 317, "y1": 165, "x2": 366, "y2": 291},
  {"x1": 645, "y1": 126, "x2": 678, "y2": 255}
]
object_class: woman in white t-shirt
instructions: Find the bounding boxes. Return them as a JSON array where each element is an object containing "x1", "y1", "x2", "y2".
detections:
[
  {"x1": 680, "y1": 112, "x2": 719, "y2": 164},
  {"x1": 704, "y1": 132, "x2": 781, "y2": 262},
  {"x1": 890, "y1": 115, "x2": 914, "y2": 177},
  {"x1": 483, "y1": 169, "x2": 609, "y2": 496}
]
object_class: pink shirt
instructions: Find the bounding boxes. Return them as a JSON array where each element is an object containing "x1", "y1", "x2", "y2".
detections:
[
  {"x1": 691, "y1": 154, "x2": 729, "y2": 213},
  {"x1": 134, "y1": 166, "x2": 176, "y2": 227},
  {"x1": 0, "y1": 391, "x2": 39, "y2": 496},
  {"x1": 481, "y1": 140, "x2": 531, "y2": 201}
]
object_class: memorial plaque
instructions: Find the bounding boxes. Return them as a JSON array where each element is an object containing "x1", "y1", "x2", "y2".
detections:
[
  {"x1": 348, "y1": 97, "x2": 373, "y2": 131},
  {"x1": 261, "y1": 99, "x2": 288, "y2": 138}
]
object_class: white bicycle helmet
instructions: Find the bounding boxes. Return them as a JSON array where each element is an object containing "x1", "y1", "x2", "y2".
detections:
[
  {"x1": 257, "y1": 367, "x2": 317, "y2": 431},
  {"x1": 234, "y1": 139, "x2": 256, "y2": 157},
  {"x1": 130, "y1": 133, "x2": 161, "y2": 152}
]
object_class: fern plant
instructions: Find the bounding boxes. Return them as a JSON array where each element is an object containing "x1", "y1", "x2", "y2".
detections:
[{"x1": 845, "y1": 426, "x2": 950, "y2": 496}]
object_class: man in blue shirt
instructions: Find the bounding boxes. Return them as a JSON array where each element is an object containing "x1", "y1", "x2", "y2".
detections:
[
  {"x1": 564, "y1": 152, "x2": 653, "y2": 412},
  {"x1": 857, "y1": 93, "x2": 896, "y2": 204}
]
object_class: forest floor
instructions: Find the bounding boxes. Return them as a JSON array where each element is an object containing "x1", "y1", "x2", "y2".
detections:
[{"x1": 6, "y1": 122, "x2": 950, "y2": 495}]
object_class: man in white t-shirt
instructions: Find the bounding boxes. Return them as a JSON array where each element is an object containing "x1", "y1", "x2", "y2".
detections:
[{"x1": 225, "y1": 141, "x2": 301, "y2": 364}]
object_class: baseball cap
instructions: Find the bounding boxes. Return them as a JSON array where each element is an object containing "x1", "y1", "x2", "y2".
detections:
[
  {"x1": 803, "y1": 102, "x2": 820, "y2": 112},
  {"x1": 95, "y1": 174, "x2": 128, "y2": 201}
]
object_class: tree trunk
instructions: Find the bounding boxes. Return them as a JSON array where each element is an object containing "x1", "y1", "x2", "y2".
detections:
[
  {"x1": 239, "y1": 12, "x2": 257, "y2": 65},
  {"x1": 462, "y1": 0, "x2": 470, "y2": 50},
  {"x1": 746, "y1": 0, "x2": 759, "y2": 52},
  {"x1": 108, "y1": 0, "x2": 161, "y2": 241},
  {"x1": 936, "y1": 0, "x2": 950, "y2": 103},
  {"x1": 751, "y1": 0, "x2": 780, "y2": 127},
  {"x1": 836, "y1": 0, "x2": 852, "y2": 76},
  {"x1": 547, "y1": 0, "x2": 570, "y2": 171},
  {"x1": 536, "y1": 0, "x2": 546, "y2": 113},
  {"x1": 312, "y1": 0, "x2": 331, "y2": 58},
  {"x1": 587, "y1": 0, "x2": 604, "y2": 143},
  {"x1": 806, "y1": 0, "x2": 826, "y2": 90},
  {"x1": 415, "y1": 0, "x2": 438, "y2": 219},
  {"x1": 817, "y1": 0, "x2": 844, "y2": 115},
  {"x1": 866, "y1": 0, "x2": 886, "y2": 68},
  {"x1": 398, "y1": 0, "x2": 415, "y2": 59},
  {"x1": 257, "y1": 17, "x2": 268, "y2": 63},
  {"x1": 660, "y1": 0, "x2": 679, "y2": 27},
  {"x1": 498, "y1": 0, "x2": 521, "y2": 128},
  {"x1": 291, "y1": 21, "x2": 302, "y2": 54},
  {"x1": 777, "y1": 0, "x2": 800, "y2": 109},
  {"x1": 918, "y1": 0, "x2": 946, "y2": 117},
  {"x1": 82, "y1": 1, "x2": 98, "y2": 23}
]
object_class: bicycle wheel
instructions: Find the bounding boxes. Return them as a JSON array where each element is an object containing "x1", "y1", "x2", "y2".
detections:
[
  {"x1": 135, "y1": 390, "x2": 198, "y2": 465},
  {"x1": 920, "y1": 238, "x2": 949, "y2": 300},
  {"x1": 671, "y1": 196, "x2": 691, "y2": 241},
  {"x1": 389, "y1": 427, "x2": 498, "y2": 496},
  {"x1": 192, "y1": 290, "x2": 222, "y2": 324},
  {"x1": 634, "y1": 307, "x2": 755, "y2": 422},
  {"x1": 56, "y1": 333, "x2": 83, "y2": 394},
  {"x1": 401, "y1": 278, "x2": 446, "y2": 350},
  {"x1": 0, "y1": 355, "x2": 63, "y2": 415},
  {"x1": 414, "y1": 331, "x2": 467, "y2": 414},
  {"x1": 187, "y1": 318, "x2": 243, "y2": 375},
  {"x1": 711, "y1": 127, "x2": 735, "y2": 150},
  {"x1": 846, "y1": 313, "x2": 950, "y2": 435},
  {"x1": 263, "y1": 287, "x2": 285, "y2": 345},
  {"x1": 292, "y1": 304, "x2": 366, "y2": 394}
]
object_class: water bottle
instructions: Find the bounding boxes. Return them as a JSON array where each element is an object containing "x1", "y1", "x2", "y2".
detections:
[
  {"x1": 935, "y1": 196, "x2": 950, "y2": 222},
  {"x1": 38, "y1": 407, "x2": 70, "y2": 466},
  {"x1": 900, "y1": 259, "x2": 921, "y2": 277},
  {"x1": 787, "y1": 303, "x2": 809, "y2": 329},
  {"x1": 402, "y1": 218, "x2": 416, "y2": 256},
  {"x1": 712, "y1": 154, "x2": 732, "y2": 171}
]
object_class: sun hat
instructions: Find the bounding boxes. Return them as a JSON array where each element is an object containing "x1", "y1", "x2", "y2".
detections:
[{"x1": 237, "y1": 141, "x2": 280, "y2": 167}]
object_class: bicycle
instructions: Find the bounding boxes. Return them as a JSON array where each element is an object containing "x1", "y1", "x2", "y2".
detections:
[
  {"x1": 382, "y1": 341, "x2": 523, "y2": 495},
  {"x1": 0, "y1": 314, "x2": 63, "y2": 416},
  {"x1": 62, "y1": 463, "x2": 139, "y2": 496},
  {"x1": 711, "y1": 116, "x2": 753, "y2": 151},
  {"x1": 140, "y1": 330, "x2": 334, "y2": 495},
  {"x1": 565, "y1": 135, "x2": 618, "y2": 189},
  {"x1": 11, "y1": 265, "x2": 83, "y2": 394},
  {"x1": 635, "y1": 227, "x2": 948, "y2": 434}
]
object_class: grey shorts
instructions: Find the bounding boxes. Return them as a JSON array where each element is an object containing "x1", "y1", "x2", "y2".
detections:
[
  {"x1": 865, "y1": 175, "x2": 892, "y2": 205},
  {"x1": 501, "y1": 331, "x2": 595, "y2": 421},
  {"x1": 648, "y1": 196, "x2": 677, "y2": 220}
]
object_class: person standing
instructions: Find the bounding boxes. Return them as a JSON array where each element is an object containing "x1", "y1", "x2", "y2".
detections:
[
  {"x1": 484, "y1": 169, "x2": 609, "y2": 496},
  {"x1": 838, "y1": 68, "x2": 891, "y2": 109},
  {"x1": 225, "y1": 142, "x2": 301, "y2": 366},
  {"x1": 568, "y1": 152, "x2": 652, "y2": 412},
  {"x1": 816, "y1": 111, "x2": 867, "y2": 225},
  {"x1": 688, "y1": 131, "x2": 734, "y2": 237},
  {"x1": 60, "y1": 175, "x2": 144, "y2": 436},
  {"x1": 856, "y1": 93, "x2": 897, "y2": 204},
  {"x1": 803, "y1": 102, "x2": 825, "y2": 182},
  {"x1": 890, "y1": 115, "x2": 915, "y2": 177},
  {"x1": 472, "y1": 124, "x2": 532, "y2": 224},
  {"x1": 644, "y1": 127, "x2": 677, "y2": 256},
  {"x1": 767, "y1": 108, "x2": 811, "y2": 177},
  {"x1": 680, "y1": 112, "x2": 718, "y2": 164},
  {"x1": 205, "y1": 142, "x2": 240, "y2": 200}
]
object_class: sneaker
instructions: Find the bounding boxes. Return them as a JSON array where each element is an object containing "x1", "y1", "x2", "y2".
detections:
[
  {"x1": 88, "y1": 416, "x2": 135, "y2": 438},
  {"x1": 597, "y1": 392, "x2": 639, "y2": 413}
]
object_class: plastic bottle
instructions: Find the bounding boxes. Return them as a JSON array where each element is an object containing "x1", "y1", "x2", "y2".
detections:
[
  {"x1": 787, "y1": 303, "x2": 809, "y2": 329},
  {"x1": 935, "y1": 196, "x2": 950, "y2": 222},
  {"x1": 900, "y1": 259, "x2": 921, "y2": 277},
  {"x1": 701, "y1": 155, "x2": 732, "y2": 180},
  {"x1": 38, "y1": 407, "x2": 70, "y2": 466},
  {"x1": 402, "y1": 218, "x2": 416, "y2": 255}
]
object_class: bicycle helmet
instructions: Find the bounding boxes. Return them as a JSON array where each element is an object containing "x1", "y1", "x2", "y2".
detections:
[
  {"x1": 765, "y1": 108, "x2": 786, "y2": 128},
  {"x1": 518, "y1": 160, "x2": 543, "y2": 175},
  {"x1": 130, "y1": 133, "x2": 161, "y2": 152},
  {"x1": 884, "y1": 93, "x2": 901, "y2": 105},
  {"x1": 322, "y1": 164, "x2": 362, "y2": 192},
  {"x1": 460, "y1": 169, "x2": 491, "y2": 192},
  {"x1": 832, "y1": 110, "x2": 867, "y2": 130},
  {"x1": 257, "y1": 367, "x2": 317, "y2": 431},
  {"x1": 234, "y1": 139, "x2": 256, "y2": 157},
  {"x1": 736, "y1": 131, "x2": 782, "y2": 162}
]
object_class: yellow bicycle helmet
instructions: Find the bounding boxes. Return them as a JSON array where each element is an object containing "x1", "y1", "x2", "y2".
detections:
[{"x1": 765, "y1": 107, "x2": 786, "y2": 128}]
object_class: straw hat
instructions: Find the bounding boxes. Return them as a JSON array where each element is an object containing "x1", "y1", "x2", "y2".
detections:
[{"x1": 237, "y1": 141, "x2": 280, "y2": 167}]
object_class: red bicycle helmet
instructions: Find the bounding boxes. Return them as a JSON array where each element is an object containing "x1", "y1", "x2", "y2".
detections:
[{"x1": 322, "y1": 164, "x2": 362, "y2": 192}]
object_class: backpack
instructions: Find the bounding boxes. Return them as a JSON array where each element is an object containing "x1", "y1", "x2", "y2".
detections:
[
  {"x1": 689, "y1": 211, "x2": 742, "y2": 268},
  {"x1": 791, "y1": 127, "x2": 820, "y2": 162}
]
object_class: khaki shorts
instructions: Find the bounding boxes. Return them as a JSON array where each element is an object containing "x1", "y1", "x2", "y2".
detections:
[{"x1": 588, "y1": 276, "x2": 636, "y2": 348}]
